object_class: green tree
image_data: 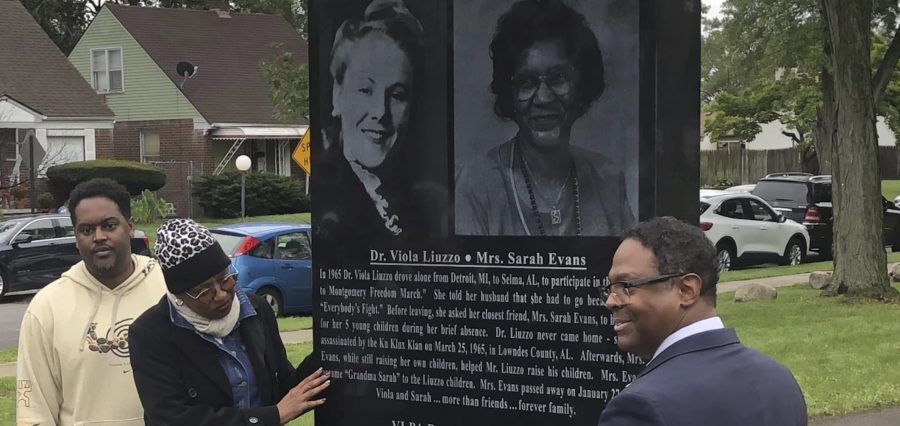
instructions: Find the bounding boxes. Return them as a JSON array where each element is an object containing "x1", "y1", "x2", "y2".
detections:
[
  {"x1": 704, "y1": 0, "x2": 900, "y2": 301},
  {"x1": 234, "y1": 0, "x2": 309, "y2": 38},
  {"x1": 21, "y1": 0, "x2": 91, "y2": 54},
  {"x1": 702, "y1": 0, "x2": 900, "y2": 174},
  {"x1": 260, "y1": 46, "x2": 309, "y2": 122},
  {"x1": 241, "y1": 0, "x2": 310, "y2": 122},
  {"x1": 823, "y1": 0, "x2": 899, "y2": 301},
  {"x1": 874, "y1": 30, "x2": 900, "y2": 137}
]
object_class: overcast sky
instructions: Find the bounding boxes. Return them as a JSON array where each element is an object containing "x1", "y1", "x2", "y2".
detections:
[{"x1": 704, "y1": 0, "x2": 724, "y2": 18}]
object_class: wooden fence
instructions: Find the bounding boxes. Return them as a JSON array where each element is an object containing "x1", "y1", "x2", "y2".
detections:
[{"x1": 701, "y1": 146, "x2": 900, "y2": 186}]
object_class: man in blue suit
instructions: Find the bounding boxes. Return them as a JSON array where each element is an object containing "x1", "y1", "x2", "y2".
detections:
[{"x1": 598, "y1": 217, "x2": 807, "y2": 426}]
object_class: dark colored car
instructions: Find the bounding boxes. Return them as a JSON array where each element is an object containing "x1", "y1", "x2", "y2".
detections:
[
  {"x1": 209, "y1": 222, "x2": 312, "y2": 317},
  {"x1": 751, "y1": 174, "x2": 900, "y2": 256},
  {"x1": 0, "y1": 214, "x2": 150, "y2": 300}
]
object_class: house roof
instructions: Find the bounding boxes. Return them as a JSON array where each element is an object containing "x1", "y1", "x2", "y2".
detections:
[
  {"x1": 0, "y1": 0, "x2": 113, "y2": 119},
  {"x1": 105, "y1": 4, "x2": 308, "y2": 126}
]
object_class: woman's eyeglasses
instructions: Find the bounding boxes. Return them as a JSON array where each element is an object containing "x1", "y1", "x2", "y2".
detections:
[
  {"x1": 184, "y1": 266, "x2": 239, "y2": 303},
  {"x1": 511, "y1": 66, "x2": 577, "y2": 101}
]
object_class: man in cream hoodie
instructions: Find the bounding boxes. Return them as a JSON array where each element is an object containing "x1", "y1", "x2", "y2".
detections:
[{"x1": 16, "y1": 178, "x2": 166, "y2": 426}]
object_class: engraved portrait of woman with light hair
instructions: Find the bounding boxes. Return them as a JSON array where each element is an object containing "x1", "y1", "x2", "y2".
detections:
[{"x1": 316, "y1": 0, "x2": 427, "y2": 243}]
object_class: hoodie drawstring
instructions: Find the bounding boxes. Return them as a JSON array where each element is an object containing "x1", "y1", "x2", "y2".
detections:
[
  {"x1": 77, "y1": 257, "x2": 155, "y2": 352},
  {"x1": 106, "y1": 292, "x2": 123, "y2": 342}
]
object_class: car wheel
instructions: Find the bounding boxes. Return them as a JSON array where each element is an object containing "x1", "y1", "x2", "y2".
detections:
[
  {"x1": 0, "y1": 270, "x2": 7, "y2": 301},
  {"x1": 715, "y1": 243, "x2": 734, "y2": 273},
  {"x1": 257, "y1": 287, "x2": 283, "y2": 317},
  {"x1": 782, "y1": 238, "x2": 804, "y2": 266}
]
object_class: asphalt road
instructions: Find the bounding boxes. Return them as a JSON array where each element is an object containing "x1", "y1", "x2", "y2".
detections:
[{"x1": 0, "y1": 295, "x2": 31, "y2": 350}]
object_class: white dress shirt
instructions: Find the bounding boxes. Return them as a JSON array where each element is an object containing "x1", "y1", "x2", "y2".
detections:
[{"x1": 650, "y1": 316, "x2": 725, "y2": 361}]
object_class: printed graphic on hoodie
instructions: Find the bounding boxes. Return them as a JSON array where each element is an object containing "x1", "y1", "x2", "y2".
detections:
[
  {"x1": 17, "y1": 380, "x2": 31, "y2": 407},
  {"x1": 84, "y1": 318, "x2": 134, "y2": 358}
]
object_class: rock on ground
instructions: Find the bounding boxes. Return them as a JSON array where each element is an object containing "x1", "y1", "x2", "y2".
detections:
[{"x1": 734, "y1": 283, "x2": 778, "y2": 302}]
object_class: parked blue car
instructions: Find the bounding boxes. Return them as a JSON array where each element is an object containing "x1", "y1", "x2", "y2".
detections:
[{"x1": 209, "y1": 222, "x2": 311, "y2": 316}]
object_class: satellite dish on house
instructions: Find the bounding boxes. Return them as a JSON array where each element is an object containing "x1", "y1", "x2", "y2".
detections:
[{"x1": 176, "y1": 61, "x2": 199, "y2": 88}]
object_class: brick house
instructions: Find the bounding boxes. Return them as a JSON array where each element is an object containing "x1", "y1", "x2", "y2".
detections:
[
  {"x1": 68, "y1": 4, "x2": 308, "y2": 216},
  {"x1": 0, "y1": 0, "x2": 114, "y2": 207}
]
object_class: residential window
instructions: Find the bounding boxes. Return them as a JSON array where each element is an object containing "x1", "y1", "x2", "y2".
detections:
[
  {"x1": 255, "y1": 141, "x2": 267, "y2": 172},
  {"x1": 91, "y1": 48, "x2": 124, "y2": 93},
  {"x1": 42, "y1": 135, "x2": 85, "y2": 171},
  {"x1": 275, "y1": 140, "x2": 291, "y2": 177},
  {"x1": 141, "y1": 130, "x2": 160, "y2": 163}
]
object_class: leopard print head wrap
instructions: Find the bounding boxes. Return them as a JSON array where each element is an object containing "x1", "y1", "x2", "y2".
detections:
[{"x1": 155, "y1": 218, "x2": 231, "y2": 294}]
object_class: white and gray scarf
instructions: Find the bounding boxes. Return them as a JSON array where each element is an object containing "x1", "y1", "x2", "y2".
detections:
[{"x1": 167, "y1": 291, "x2": 240, "y2": 339}]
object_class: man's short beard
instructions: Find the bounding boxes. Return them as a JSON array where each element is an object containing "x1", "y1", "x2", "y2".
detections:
[{"x1": 89, "y1": 260, "x2": 121, "y2": 277}]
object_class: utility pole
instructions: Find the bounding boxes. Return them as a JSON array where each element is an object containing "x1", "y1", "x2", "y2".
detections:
[{"x1": 27, "y1": 130, "x2": 36, "y2": 214}]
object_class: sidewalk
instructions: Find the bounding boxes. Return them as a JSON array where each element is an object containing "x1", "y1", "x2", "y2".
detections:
[
  {"x1": 811, "y1": 408, "x2": 900, "y2": 426},
  {"x1": 717, "y1": 262, "x2": 900, "y2": 294},
  {"x1": 717, "y1": 272, "x2": 814, "y2": 293},
  {"x1": 280, "y1": 329, "x2": 313, "y2": 344}
]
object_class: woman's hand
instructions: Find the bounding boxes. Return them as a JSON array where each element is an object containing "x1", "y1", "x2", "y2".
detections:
[{"x1": 277, "y1": 368, "x2": 330, "y2": 424}]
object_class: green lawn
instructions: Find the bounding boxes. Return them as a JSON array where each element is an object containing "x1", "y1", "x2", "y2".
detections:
[
  {"x1": 277, "y1": 316, "x2": 313, "y2": 333},
  {"x1": 284, "y1": 342, "x2": 315, "y2": 426},
  {"x1": 0, "y1": 343, "x2": 316, "y2": 425},
  {"x1": 136, "y1": 213, "x2": 311, "y2": 250},
  {"x1": 882, "y1": 180, "x2": 900, "y2": 199},
  {"x1": 720, "y1": 251, "x2": 900, "y2": 282},
  {"x1": 2, "y1": 294, "x2": 899, "y2": 421},
  {"x1": 284, "y1": 342, "x2": 313, "y2": 366},
  {"x1": 719, "y1": 284, "x2": 900, "y2": 417},
  {"x1": 0, "y1": 320, "x2": 309, "y2": 362},
  {"x1": 0, "y1": 377, "x2": 12, "y2": 425}
]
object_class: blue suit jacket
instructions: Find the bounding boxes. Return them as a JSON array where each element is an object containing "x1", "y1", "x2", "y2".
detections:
[{"x1": 598, "y1": 328, "x2": 807, "y2": 426}]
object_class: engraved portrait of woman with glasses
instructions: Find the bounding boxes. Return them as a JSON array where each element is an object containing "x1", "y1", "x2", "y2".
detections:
[{"x1": 455, "y1": 0, "x2": 636, "y2": 236}]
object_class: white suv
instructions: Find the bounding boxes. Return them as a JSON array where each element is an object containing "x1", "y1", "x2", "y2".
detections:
[{"x1": 700, "y1": 192, "x2": 810, "y2": 272}]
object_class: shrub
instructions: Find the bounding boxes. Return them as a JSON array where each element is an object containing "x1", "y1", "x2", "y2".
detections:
[
  {"x1": 46, "y1": 160, "x2": 166, "y2": 205},
  {"x1": 9, "y1": 184, "x2": 28, "y2": 200},
  {"x1": 193, "y1": 172, "x2": 309, "y2": 218},
  {"x1": 131, "y1": 190, "x2": 171, "y2": 224},
  {"x1": 714, "y1": 177, "x2": 735, "y2": 188},
  {"x1": 37, "y1": 192, "x2": 56, "y2": 210}
]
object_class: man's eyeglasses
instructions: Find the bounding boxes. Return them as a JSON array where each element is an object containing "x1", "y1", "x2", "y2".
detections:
[
  {"x1": 184, "y1": 266, "x2": 239, "y2": 303},
  {"x1": 600, "y1": 273, "x2": 684, "y2": 306},
  {"x1": 511, "y1": 66, "x2": 577, "y2": 101}
]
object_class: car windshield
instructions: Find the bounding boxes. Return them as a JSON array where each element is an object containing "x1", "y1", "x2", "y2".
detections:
[
  {"x1": 210, "y1": 231, "x2": 245, "y2": 255},
  {"x1": 752, "y1": 181, "x2": 809, "y2": 203},
  {"x1": 0, "y1": 219, "x2": 26, "y2": 242}
]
